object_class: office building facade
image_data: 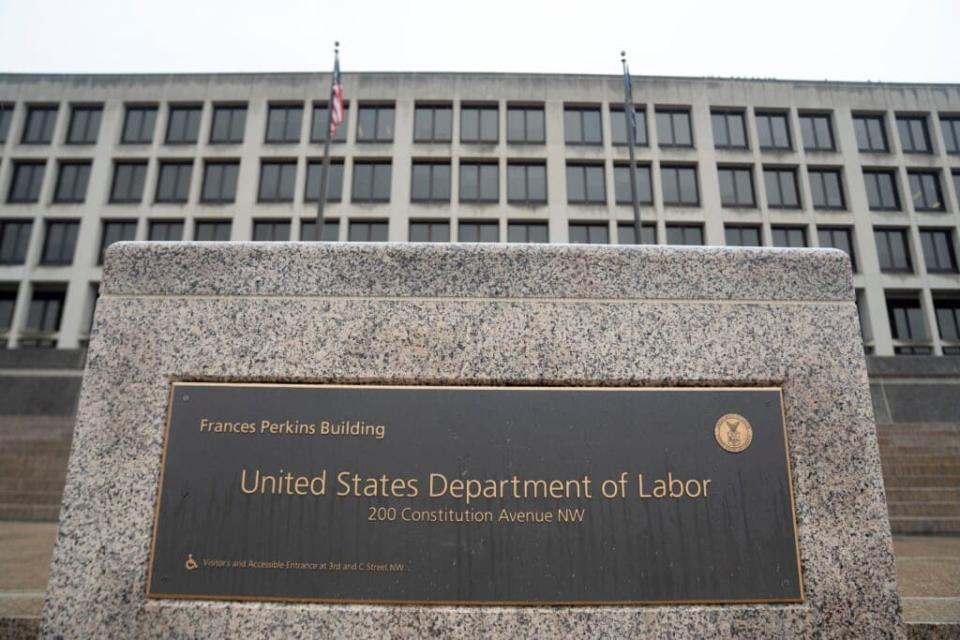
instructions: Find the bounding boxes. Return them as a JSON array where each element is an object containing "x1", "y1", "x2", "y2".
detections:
[{"x1": 0, "y1": 72, "x2": 958, "y2": 356}]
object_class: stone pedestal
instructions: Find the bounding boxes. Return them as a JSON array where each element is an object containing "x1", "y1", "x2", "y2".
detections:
[{"x1": 42, "y1": 243, "x2": 903, "y2": 638}]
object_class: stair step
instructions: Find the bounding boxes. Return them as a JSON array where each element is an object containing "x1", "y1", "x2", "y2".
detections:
[
  {"x1": 888, "y1": 501, "x2": 960, "y2": 517},
  {"x1": 889, "y1": 516, "x2": 960, "y2": 535},
  {"x1": 0, "y1": 503, "x2": 61, "y2": 521},
  {"x1": 882, "y1": 475, "x2": 960, "y2": 488},
  {"x1": 882, "y1": 463, "x2": 960, "y2": 475},
  {"x1": 0, "y1": 490, "x2": 63, "y2": 506},
  {"x1": 886, "y1": 487, "x2": 960, "y2": 502}
]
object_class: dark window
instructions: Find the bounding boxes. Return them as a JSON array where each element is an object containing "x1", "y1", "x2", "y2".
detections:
[
  {"x1": 458, "y1": 221, "x2": 499, "y2": 242},
  {"x1": 8, "y1": 161, "x2": 45, "y2": 203},
  {"x1": 942, "y1": 116, "x2": 960, "y2": 154},
  {"x1": 711, "y1": 110, "x2": 748, "y2": 149},
  {"x1": 348, "y1": 220, "x2": 388, "y2": 242},
  {"x1": 25, "y1": 288, "x2": 65, "y2": 334},
  {"x1": 304, "y1": 160, "x2": 344, "y2": 202},
  {"x1": 566, "y1": 163, "x2": 606, "y2": 204},
  {"x1": 0, "y1": 286, "x2": 16, "y2": 333},
  {"x1": 252, "y1": 220, "x2": 291, "y2": 241},
  {"x1": 764, "y1": 167, "x2": 800, "y2": 208},
  {"x1": 265, "y1": 104, "x2": 303, "y2": 143},
  {"x1": 258, "y1": 161, "x2": 297, "y2": 202},
  {"x1": 54, "y1": 161, "x2": 91, "y2": 203},
  {"x1": 934, "y1": 296, "x2": 960, "y2": 342},
  {"x1": 818, "y1": 227, "x2": 857, "y2": 272},
  {"x1": 410, "y1": 162, "x2": 451, "y2": 202},
  {"x1": 617, "y1": 222, "x2": 657, "y2": 245},
  {"x1": 507, "y1": 162, "x2": 547, "y2": 204},
  {"x1": 148, "y1": 220, "x2": 183, "y2": 241},
  {"x1": 920, "y1": 229, "x2": 958, "y2": 273},
  {"x1": 351, "y1": 161, "x2": 392, "y2": 202},
  {"x1": 0, "y1": 220, "x2": 32, "y2": 264},
  {"x1": 610, "y1": 107, "x2": 648, "y2": 146},
  {"x1": 459, "y1": 162, "x2": 498, "y2": 203},
  {"x1": 66, "y1": 105, "x2": 102, "y2": 144},
  {"x1": 414, "y1": 105, "x2": 452, "y2": 142},
  {"x1": 506, "y1": 105, "x2": 545, "y2": 143},
  {"x1": 110, "y1": 161, "x2": 147, "y2": 203},
  {"x1": 799, "y1": 113, "x2": 835, "y2": 151},
  {"x1": 809, "y1": 168, "x2": 845, "y2": 209},
  {"x1": 564, "y1": 106, "x2": 602, "y2": 145},
  {"x1": 461, "y1": 105, "x2": 498, "y2": 144},
  {"x1": 613, "y1": 164, "x2": 653, "y2": 205},
  {"x1": 666, "y1": 224, "x2": 703, "y2": 246},
  {"x1": 660, "y1": 165, "x2": 699, "y2": 206},
  {"x1": 718, "y1": 166, "x2": 755, "y2": 207},
  {"x1": 655, "y1": 108, "x2": 692, "y2": 147},
  {"x1": 569, "y1": 223, "x2": 609, "y2": 244},
  {"x1": 311, "y1": 102, "x2": 349, "y2": 142},
  {"x1": 201, "y1": 161, "x2": 239, "y2": 203},
  {"x1": 301, "y1": 219, "x2": 340, "y2": 242},
  {"x1": 896, "y1": 115, "x2": 932, "y2": 153},
  {"x1": 21, "y1": 105, "x2": 58, "y2": 144},
  {"x1": 409, "y1": 221, "x2": 449, "y2": 242},
  {"x1": 210, "y1": 105, "x2": 247, "y2": 144},
  {"x1": 875, "y1": 228, "x2": 913, "y2": 273},
  {"x1": 854, "y1": 114, "x2": 888, "y2": 152},
  {"x1": 908, "y1": 171, "x2": 944, "y2": 211},
  {"x1": 507, "y1": 222, "x2": 548, "y2": 243},
  {"x1": 887, "y1": 294, "x2": 928, "y2": 342},
  {"x1": 40, "y1": 220, "x2": 79, "y2": 265},
  {"x1": 121, "y1": 105, "x2": 157, "y2": 144},
  {"x1": 0, "y1": 104, "x2": 13, "y2": 143},
  {"x1": 725, "y1": 225, "x2": 762, "y2": 247},
  {"x1": 864, "y1": 170, "x2": 901, "y2": 210},
  {"x1": 356, "y1": 105, "x2": 395, "y2": 143},
  {"x1": 155, "y1": 161, "x2": 193, "y2": 203},
  {"x1": 772, "y1": 226, "x2": 807, "y2": 247},
  {"x1": 756, "y1": 111, "x2": 792, "y2": 150},
  {"x1": 194, "y1": 220, "x2": 231, "y2": 241},
  {"x1": 166, "y1": 105, "x2": 202, "y2": 144},
  {"x1": 98, "y1": 220, "x2": 137, "y2": 264}
]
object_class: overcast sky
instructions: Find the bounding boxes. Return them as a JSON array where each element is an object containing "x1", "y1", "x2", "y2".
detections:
[{"x1": 0, "y1": 0, "x2": 957, "y2": 82}]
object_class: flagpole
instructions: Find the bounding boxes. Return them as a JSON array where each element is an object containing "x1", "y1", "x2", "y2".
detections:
[
  {"x1": 621, "y1": 51, "x2": 643, "y2": 244},
  {"x1": 316, "y1": 41, "x2": 339, "y2": 239}
]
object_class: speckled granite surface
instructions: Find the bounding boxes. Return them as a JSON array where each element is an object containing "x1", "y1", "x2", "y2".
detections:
[{"x1": 42, "y1": 242, "x2": 902, "y2": 638}]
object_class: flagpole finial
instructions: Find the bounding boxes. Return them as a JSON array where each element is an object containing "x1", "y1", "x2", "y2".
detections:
[{"x1": 620, "y1": 51, "x2": 626, "y2": 62}]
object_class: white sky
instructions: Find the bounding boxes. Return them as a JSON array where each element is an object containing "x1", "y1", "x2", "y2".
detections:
[{"x1": 0, "y1": 0, "x2": 957, "y2": 82}]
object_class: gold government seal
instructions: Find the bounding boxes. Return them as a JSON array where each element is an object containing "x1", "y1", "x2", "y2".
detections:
[{"x1": 715, "y1": 414, "x2": 753, "y2": 453}]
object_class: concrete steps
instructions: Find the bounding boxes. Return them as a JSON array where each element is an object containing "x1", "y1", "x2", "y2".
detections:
[
  {"x1": 879, "y1": 423, "x2": 960, "y2": 536},
  {"x1": 0, "y1": 416, "x2": 73, "y2": 522}
]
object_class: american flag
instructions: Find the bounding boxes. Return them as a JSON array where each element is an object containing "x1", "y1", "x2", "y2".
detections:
[{"x1": 329, "y1": 54, "x2": 344, "y2": 137}]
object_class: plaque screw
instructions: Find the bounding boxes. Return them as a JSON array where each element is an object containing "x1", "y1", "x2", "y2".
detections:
[{"x1": 183, "y1": 394, "x2": 190, "y2": 401}]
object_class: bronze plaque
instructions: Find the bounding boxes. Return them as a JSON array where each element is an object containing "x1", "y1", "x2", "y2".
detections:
[{"x1": 147, "y1": 384, "x2": 802, "y2": 605}]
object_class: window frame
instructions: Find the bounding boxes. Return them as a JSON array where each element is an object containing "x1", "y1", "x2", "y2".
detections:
[
  {"x1": 565, "y1": 162, "x2": 606, "y2": 205},
  {"x1": 941, "y1": 115, "x2": 960, "y2": 154},
  {"x1": 154, "y1": 160, "x2": 194, "y2": 204},
  {"x1": 408, "y1": 220, "x2": 450, "y2": 243},
  {"x1": 655, "y1": 108, "x2": 693, "y2": 148},
  {"x1": 413, "y1": 104, "x2": 453, "y2": 143},
  {"x1": 66, "y1": 104, "x2": 103, "y2": 145},
  {"x1": 209, "y1": 104, "x2": 247, "y2": 144},
  {"x1": 896, "y1": 114, "x2": 932, "y2": 154},
  {"x1": 98, "y1": 219, "x2": 138, "y2": 265},
  {"x1": 410, "y1": 161, "x2": 452, "y2": 203},
  {"x1": 563, "y1": 105, "x2": 603, "y2": 146},
  {"x1": 568, "y1": 222, "x2": 610, "y2": 245},
  {"x1": 21, "y1": 104, "x2": 58, "y2": 145},
  {"x1": 351, "y1": 160, "x2": 392, "y2": 203},
  {"x1": 799, "y1": 112, "x2": 836, "y2": 151},
  {"x1": 355, "y1": 104, "x2": 396, "y2": 143},
  {"x1": 252, "y1": 219, "x2": 292, "y2": 242},
  {"x1": 853, "y1": 113, "x2": 889, "y2": 153},
  {"x1": 755, "y1": 110, "x2": 793, "y2": 151},
  {"x1": 724, "y1": 225, "x2": 763, "y2": 247},
  {"x1": 771, "y1": 225, "x2": 808, "y2": 248},
  {"x1": 907, "y1": 170, "x2": 945, "y2": 212},
  {"x1": 506, "y1": 105, "x2": 545, "y2": 144},
  {"x1": 53, "y1": 160, "x2": 92, "y2": 204},
  {"x1": 817, "y1": 226, "x2": 858, "y2": 272},
  {"x1": 506, "y1": 161, "x2": 547, "y2": 205},
  {"x1": 8, "y1": 160, "x2": 47, "y2": 203},
  {"x1": 458, "y1": 161, "x2": 499, "y2": 204},
  {"x1": 717, "y1": 165, "x2": 756, "y2": 208},
  {"x1": 612, "y1": 163, "x2": 654, "y2": 206},
  {"x1": 665, "y1": 224, "x2": 704, "y2": 246},
  {"x1": 264, "y1": 103, "x2": 304, "y2": 144},
  {"x1": 0, "y1": 219, "x2": 33, "y2": 265},
  {"x1": 109, "y1": 161, "x2": 148, "y2": 204},
  {"x1": 609, "y1": 106, "x2": 648, "y2": 147},
  {"x1": 711, "y1": 109, "x2": 748, "y2": 150},
  {"x1": 507, "y1": 221, "x2": 549, "y2": 243},
  {"x1": 808, "y1": 167, "x2": 846, "y2": 210},
  {"x1": 660, "y1": 164, "x2": 700, "y2": 207},
  {"x1": 147, "y1": 220, "x2": 184, "y2": 242},
  {"x1": 616, "y1": 222, "x2": 657, "y2": 245},
  {"x1": 194, "y1": 219, "x2": 232, "y2": 242},
  {"x1": 919, "y1": 228, "x2": 959, "y2": 273},
  {"x1": 763, "y1": 166, "x2": 801, "y2": 209},
  {"x1": 121, "y1": 104, "x2": 158, "y2": 145},
  {"x1": 304, "y1": 159, "x2": 345, "y2": 203},
  {"x1": 863, "y1": 169, "x2": 901, "y2": 211},
  {"x1": 874, "y1": 227, "x2": 914, "y2": 273},
  {"x1": 457, "y1": 220, "x2": 500, "y2": 243},
  {"x1": 460, "y1": 104, "x2": 499, "y2": 144},
  {"x1": 40, "y1": 219, "x2": 80, "y2": 266},
  {"x1": 165, "y1": 104, "x2": 203, "y2": 145},
  {"x1": 310, "y1": 101, "x2": 350, "y2": 143},
  {"x1": 257, "y1": 160, "x2": 298, "y2": 203},
  {"x1": 347, "y1": 220, "x2": 389, "y2": 242},
  {"x1": 200, "y1": 160, "x2": 240, "y2": 204}
]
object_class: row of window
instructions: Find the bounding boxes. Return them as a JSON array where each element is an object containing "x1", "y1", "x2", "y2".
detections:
[
  {"x1": 1, "y1": 214, "x2": 956, "y2": 276},
  {"x1": 6, "y1": 155, "x2": 959, "y2": 212},
  {"x1": 3, "y1": 100, "x2": 960, "y2": 154},
  {"x1": 3, "y1": 282, "x2": 957, "y2": 353}
]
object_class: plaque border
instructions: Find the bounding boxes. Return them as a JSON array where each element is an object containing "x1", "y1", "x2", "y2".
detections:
[{"x1": 146, "y1": 383, "x2": 804, "y2": 606}]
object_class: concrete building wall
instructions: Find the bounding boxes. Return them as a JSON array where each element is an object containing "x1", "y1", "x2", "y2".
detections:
[{"x1": 0, "y1": 72, "x2": 958, "y2": 354}]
